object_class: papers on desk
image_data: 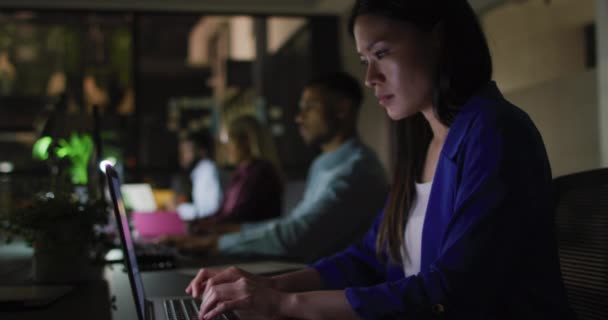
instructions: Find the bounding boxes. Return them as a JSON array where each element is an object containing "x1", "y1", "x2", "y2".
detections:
[
  {"x1": 0, "y1": 285, "x2": 73, "y2": 309},
  {"x1": 178, "y1": 261, "x2": 307, "y2": 277}
]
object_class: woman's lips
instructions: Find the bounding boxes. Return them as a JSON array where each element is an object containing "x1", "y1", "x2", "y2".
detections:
[{"x1": 378, "y1": 94, "x2": 394, "y2": 106}]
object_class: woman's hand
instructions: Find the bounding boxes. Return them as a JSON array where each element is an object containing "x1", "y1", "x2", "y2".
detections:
[
  {"x1": 188, "y1": 217, "x2": 216, "y2": 235},
  {"x1": 155, "y1": 234, "x2": 188, "y2": 246},
  {"x1": 190, "y1": 218, "x2": 241, "y2": 235},
  {"x1": 194, "y1": 267, "x2": 285, "y2": 320},
  {"x1": 185, "y1": 267, "x2": 225, "y2": 298},
  {"x1": 189, "y1": 267, "x2": 358, "y2": 320},
  {"x1": 186, "y1": 266, "x2": 275, "y2": 299}
]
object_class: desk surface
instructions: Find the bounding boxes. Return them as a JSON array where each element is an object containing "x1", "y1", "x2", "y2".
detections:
[
  {"x1": 0, "y1": 242, "x2": 189, "y2": 319},
  {"x1": 0, "y1": 242, "x2": 288, "y2": 320}
]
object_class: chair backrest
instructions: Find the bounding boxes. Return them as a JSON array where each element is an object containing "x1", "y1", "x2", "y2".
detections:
[{"x1": 553, "y1": 168, "x2": 608, "y2": 320}]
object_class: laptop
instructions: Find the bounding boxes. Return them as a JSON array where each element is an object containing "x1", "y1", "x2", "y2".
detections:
[
  {"x1": 121, "y1": 183, "x2": 158, "y2": 212},
  {"x1": 105, "y1": 164, "x2": 240, "y2": 320},
  {"x1": 132, "y1": 212, "x2": 187, "y2": 239}
]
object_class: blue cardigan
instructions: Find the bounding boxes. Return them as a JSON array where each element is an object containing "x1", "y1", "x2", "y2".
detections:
[{"x1": 312, "y1": 82, "x2": 574, "y2": 319}]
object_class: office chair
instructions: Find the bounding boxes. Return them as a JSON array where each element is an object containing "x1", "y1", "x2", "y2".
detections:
[{"x1": 553, "y1": 168, "x2": 608, "y2": 320}]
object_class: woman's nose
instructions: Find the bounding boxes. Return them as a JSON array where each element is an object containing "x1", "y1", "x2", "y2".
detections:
[{"x1": 364, "y1": 61, "x2": 383, "y2": 88}]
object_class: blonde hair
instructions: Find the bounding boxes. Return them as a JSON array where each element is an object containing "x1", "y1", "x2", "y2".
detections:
[{"x1": 227, "y1": 115, "x2": 281, "y2": 170}]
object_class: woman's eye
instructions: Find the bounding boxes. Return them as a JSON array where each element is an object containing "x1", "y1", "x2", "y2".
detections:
[
  {"x1": 375, "y1": 49, "x2": 388, "y2": 59},
  {"x1": 359, "y1": 58, "x2": 369, "y2": 66}
]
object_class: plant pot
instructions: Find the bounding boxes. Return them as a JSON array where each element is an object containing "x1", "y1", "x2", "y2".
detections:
[{"x1": 32, "y1": 237, "x2": 102, "y2": 284}]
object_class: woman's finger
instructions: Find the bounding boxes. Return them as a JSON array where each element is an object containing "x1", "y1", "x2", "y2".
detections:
[
  {"x1": 187, "y1": 268, "x2": 213, "y2": 298},
  {"x1": 203, "y1": 267, "x2": 242, "y2": 294},
  {"x1": 202, "y1": 299, "x2": 246, "y2": 320},
  {"x1": 200, "y1": 281, "x2": 239, "y2": 317}
]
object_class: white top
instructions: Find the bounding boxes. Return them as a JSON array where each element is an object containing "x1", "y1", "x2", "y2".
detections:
[
  {"x1": 401, "y1": 180, "x2": 433, "y2": 276},
  {"x1": 177, "y1": 159, "x2": 223, "y2": 221}
]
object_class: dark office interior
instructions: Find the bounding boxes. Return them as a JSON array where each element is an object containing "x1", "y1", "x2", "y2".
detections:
[{"x1": 1, "y1": 0, "x2": 607, "y2": 319}]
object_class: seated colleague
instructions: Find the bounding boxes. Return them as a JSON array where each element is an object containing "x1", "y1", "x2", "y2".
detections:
[
  {"x1": 181, "y1": 1, "x2": 575, "y2": 319},
  {"x1": 166, "y1": 72, "x2": 389, "y2": 262},
  {"x1": 173, "y1": 129, "x2": 223, "y2": 221},
  {"x1": 196, "y1": 115, "x2": 283, "y2": 225}
]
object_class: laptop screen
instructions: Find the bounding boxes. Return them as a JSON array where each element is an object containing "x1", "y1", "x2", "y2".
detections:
[
  {"x1": 121, "y1": 183, "x2": 158, "y2": 212},
  {"x1": 105, "y1": 165, "x2": 147, "y2": 320}
]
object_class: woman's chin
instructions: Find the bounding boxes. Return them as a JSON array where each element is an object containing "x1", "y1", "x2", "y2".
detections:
[{"x1": 386, "y1": 109, "x2": 410, "y2": 121}]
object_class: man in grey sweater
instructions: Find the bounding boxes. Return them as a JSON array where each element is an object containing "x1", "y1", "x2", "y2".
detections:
[{"x1": 169, "y1": 72, "x2": 388, "y2": 262}]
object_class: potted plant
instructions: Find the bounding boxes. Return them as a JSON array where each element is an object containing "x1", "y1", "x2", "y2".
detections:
[
  {"x1": 33, "y1": 133, "x2": 95, "y2": 202},
  {"x1": 0, "y1": 192, "x2": 108, "y2": 283}
]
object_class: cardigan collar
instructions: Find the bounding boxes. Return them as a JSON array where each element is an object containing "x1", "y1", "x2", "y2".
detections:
[{"x1": 442, "y1": 81, "x2": 503, "y2": 160}]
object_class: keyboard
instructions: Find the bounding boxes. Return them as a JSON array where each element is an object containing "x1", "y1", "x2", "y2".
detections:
[
  {"x1": 163, "y1": 298, "x2": 240, "y2": 320},
  {"x1": 135, "y1": 243, "x2": 177, "y2": 271}
]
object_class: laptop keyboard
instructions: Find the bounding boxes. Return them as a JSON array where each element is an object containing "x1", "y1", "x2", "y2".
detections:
[
  {"x1": 163, "y1": 298, "x2": 239, "y2": 320},
  {"x1": 135, "y1": 243, "x2": 177, "y2": 271}
]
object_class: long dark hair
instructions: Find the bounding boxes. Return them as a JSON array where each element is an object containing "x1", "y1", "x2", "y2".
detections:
[
  {"x1": 228, "y1": 115, "x2": 281, "y2": 171},
  {"x1": 349, "y1": 0, "x2": 493, "y2": 263}
]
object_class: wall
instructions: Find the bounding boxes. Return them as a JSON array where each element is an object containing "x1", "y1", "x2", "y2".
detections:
[
  {"x1": 482, "y1": 0, "x2": 600, "y2": 176},
  {"x1": 229, "y1": 16, "x2": 255, "y2": 61},
  {"x1": 267, "y1": 17, "x2": 307, "y2": 54},
  {"x1": 483, "y1": 0, "x2": 595, "y2": 93},
  {"x1": 597, "y1": 0, "x2": 608, "y2": 165},
  {"x1": 506, "y1": 70, "x2": 599, "y2": 177}
]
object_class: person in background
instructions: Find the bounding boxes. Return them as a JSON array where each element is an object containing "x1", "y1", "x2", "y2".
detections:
[
  {"x1": 0, "y1": 50, "x2": 16, "y2": 95},
  {"x1": 173, "y1": 129, "x2": 223, "y2": 221},
  {"x1": 194, "y1": 114, "x2": 283, "y2": 226},
  {"x1": 164, "y1": 71, "x2": 389, "y2": 263},
  {"x1": 183, "y1": 1, "x2": 575, "y2": 319}
]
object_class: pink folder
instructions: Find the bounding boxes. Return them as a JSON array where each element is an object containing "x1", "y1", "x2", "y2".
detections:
[{"x1": 131, "y1": 211, "x2": 187, "y2": 239}]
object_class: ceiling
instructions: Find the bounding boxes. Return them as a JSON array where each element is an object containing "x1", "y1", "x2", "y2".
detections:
[{"x1": 0, "y1": 0, "x2": 506, "y2": 15}]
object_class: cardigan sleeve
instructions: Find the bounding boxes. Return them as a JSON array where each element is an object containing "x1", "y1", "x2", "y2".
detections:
[{"x1": 311, "y1": 209, "x2": 387, "y2": 290}]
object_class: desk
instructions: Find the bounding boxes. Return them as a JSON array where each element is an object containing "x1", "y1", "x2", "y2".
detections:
[
  {"x1": 0, "y1": 243, "x2": 191, "y2": 319},
  {"x1": 0, "y1": 242, "x2": 279, "y2": 320}
]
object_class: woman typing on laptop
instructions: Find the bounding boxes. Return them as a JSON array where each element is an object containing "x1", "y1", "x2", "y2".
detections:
[
  {"x1": 166, "y1": 115, "x2": 283, "y2": 241},
  {"x1": 181, "y1": 0, "x2": 574, "y2": 319},
  {"x1": 171, "y1": 129, "x2": 223, "y2": 222},
  {"x1": 196, "y1": 115, "x2": 283, "y2": 227}
]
